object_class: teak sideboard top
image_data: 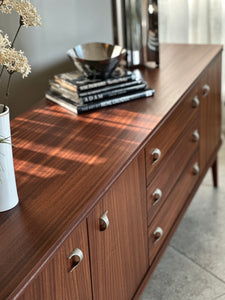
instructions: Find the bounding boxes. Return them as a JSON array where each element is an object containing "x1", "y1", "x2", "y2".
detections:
[{"x1": 0, "y1": 44, "x2": 223, "y2": 299}]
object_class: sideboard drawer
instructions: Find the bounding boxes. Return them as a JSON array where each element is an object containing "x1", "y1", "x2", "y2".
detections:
[
  {"x1": 145, "y1": 84, "x2": 200, "y2": 185},
  {"x1": 147, "y1": 118, "x2": 200, "y2": 225},
  {"x1": 148, "y1": 152, "x2": 200, "y2": 266}
]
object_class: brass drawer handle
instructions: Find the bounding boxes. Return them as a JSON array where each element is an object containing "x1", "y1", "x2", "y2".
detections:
[
  {"x1": 193, "y1": 162, "x2": 200, "y2": 175},
  {"x1": 202, "y1": 84, "x2": 210, "y2": 97},
  {"x1": 192, "y1": 130, "x2": 200, "y2": 142},
  {"x1": 99, "y1": 210, "x2": 109, "y2": 231},
  {"x1": 68, "y1": 248, "x2": 83, "y2": 273},
  {"x1": 152, "y1": 188, "x2": 162, "y2": 206},
  {"x1": 151, "y1": 148, "x2": 161, "y2": 165},
  {"x1": 192, "y1": 96, "x2": 200, "y2": 108},
  {"x1": 153, "y1": 227, "x2": 163, "y2": 244}
]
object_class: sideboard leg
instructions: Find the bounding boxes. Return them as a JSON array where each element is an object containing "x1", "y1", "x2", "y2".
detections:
[{"x1": 211, "y1": 157, "x2": 218, "y2": 187}]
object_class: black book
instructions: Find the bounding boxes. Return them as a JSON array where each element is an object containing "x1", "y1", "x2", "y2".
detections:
[
  {"x1": 49, "y1": 79, "x2": 148, "y2": 104},
  {"x1": 54, "y1": 67, "x2": 137, "y2": 93},
  {"x1": 45, "y1": 88, "x2": 155, "y2": 114}
]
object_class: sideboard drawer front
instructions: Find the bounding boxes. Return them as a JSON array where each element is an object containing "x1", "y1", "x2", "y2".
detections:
[
  {"x1": 147, "y1": 119, "x2": 200, "y2": 225},
  {"x1": 148, "y1": 152, "x2": 200, "y2": 266},
  {"x1": 145, "y1": 85, "x2": 200, "y2": 185}
]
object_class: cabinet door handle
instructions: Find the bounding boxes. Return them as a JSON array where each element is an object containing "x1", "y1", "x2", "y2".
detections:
[
  {"x1": 202, "y1": 84, "x2": 210, "y2": 97},
  {"x1": 192, "y1": 96, "x2": 200, "y2": 108},
  {"x1": 99, "y1": 210, "x2": 109, "y2": 231},
  {"x1": 193, "y1": 162, "x2": 200, "y2": 175},
  {"x1": 151, "y1": 148, "x2": 161, "y2": 165},
  {"x1": 153, "y1": 227, "x2": 163, "y2": 244},
  {"x1": 192, "y1": 130, "x2": 200, "y2": 142},
  {"x1": 152, "y1": 188, "x2": 162, "y2": 206},
  {"x1": 68, "y1": 248, "x2": 83, "y2": 273}
]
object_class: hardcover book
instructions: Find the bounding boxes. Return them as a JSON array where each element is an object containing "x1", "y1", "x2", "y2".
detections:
[
  {"x1": 45, "y1": 88, "x2": 155, "y2": 114},
  {"x1": 54, "y1": 67, "x2": 137, "y2": 92},
  {"x1": 49, "y1": 79, "x2": 148, "y2": 104}
]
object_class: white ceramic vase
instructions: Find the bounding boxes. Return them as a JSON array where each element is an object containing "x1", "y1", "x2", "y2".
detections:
[{"x1": 0, "y1": 104, "x2": 19, "y2": 212}]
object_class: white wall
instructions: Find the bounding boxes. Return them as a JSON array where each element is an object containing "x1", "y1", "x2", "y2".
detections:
[{"x1": 0, "y1": 0, "x2": 113, "y2": 118}]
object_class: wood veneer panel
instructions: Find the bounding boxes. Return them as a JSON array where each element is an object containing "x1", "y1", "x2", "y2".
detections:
[
  {"x1": 18, "y1": 219, "x2": 92, "y2": 300},
  {"x1": 148, "y1": 151, "x2": 200, "y2": 265},
  {"x1": 199, "y1": 53, "x2": 222, "y2": 174},
  {"x1": 0, "y1": 44, "x2": 222, "y2": 299},
  {"x1": 145, "y1": 83, "x2": 200, "y2": 184},
  {"x1": 147, "y1": 118, "x2": 199, "y2": 225},
  {"x1": 87, "y1": 151, "x2": 148, "y2": 300},
  {"x1": 0, "y1": 104, "x2": 151, "y2": 299}
]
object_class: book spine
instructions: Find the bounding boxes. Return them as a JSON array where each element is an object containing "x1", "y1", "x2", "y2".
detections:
[
  {"x1": 78, "y1": 79, "x2": 143, "y2": 97},
  {"x1": 77, "y1": 89, "x2": 155, "y2": 113},
  {"x1": 81, "y1": 82, "x2": 147, "y2": 104},
  {"x1": 78, "y1": 73, "x2": 136, "y2": 91}
]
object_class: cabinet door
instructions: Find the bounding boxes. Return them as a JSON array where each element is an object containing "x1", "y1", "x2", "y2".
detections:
[
  {"x1": 18, "y1": 219, "x2": 92, "y2": 300},
  {"x1": 200, "y1": 53, "x2": 222, "y2": 172},
  {"x1": 87, "y1": 151, "x2": 148, "y2": 300}
]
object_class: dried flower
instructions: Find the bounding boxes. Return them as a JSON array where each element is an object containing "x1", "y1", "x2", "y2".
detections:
[
  {"x1": 0, "y1": 31, "x2": 11, "y2": 49},
  {"x1": 0, "y1": 0, "x2": 13, "y2": 14},
  {"x1": 12, "y1": 0, "x2": 42, "y2": 27},
  {"x1": 0, "y1": 48, "x2": 31, "y2": 77},
  {"x1": 0, "y1": 0, "x2": 41, "y2": 98},
  {"x1": 0, "y1": 0, "x2": 41, "y2": 26}
]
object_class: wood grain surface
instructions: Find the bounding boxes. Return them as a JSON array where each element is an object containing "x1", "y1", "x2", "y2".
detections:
[
  {"x1": 87, "y1": 151, "x2": 147, "y2": 300},
  {"x1": 0, "y1": 44, "x2": 222, "y2": 299},
  {"x1": 17, "y1": 219, "x2": 92, "y2": 299},
  {"x1": 147, "y1": 118, "x2": 199, "y2": 225},
  {"x1": 148, "y1": 151, "x2": 200, "y2": 265},
  {"x1": 199, "y1": 53, "x2": 222, "y2": 175}
]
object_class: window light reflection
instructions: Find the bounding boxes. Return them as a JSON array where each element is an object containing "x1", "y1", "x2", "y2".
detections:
[
  {"x1": 14, "y1": 159, "x2": 65, "y2": 178},
  {"x1": 16, "y1": 139, "x2": 107, "y2": 165}
]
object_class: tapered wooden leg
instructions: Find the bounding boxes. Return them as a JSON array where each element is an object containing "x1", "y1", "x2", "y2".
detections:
[{"x1": 211, "y1": 157, "x2": 218, "y2": 187}]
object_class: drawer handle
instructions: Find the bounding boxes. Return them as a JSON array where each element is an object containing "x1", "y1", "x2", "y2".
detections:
[
  {"x1": 153, "y1": 227, "x2": 163, "y2": 244},
  {"x1": 202, "y1": 84, "x2": 210, "y2": 97},
  {"x1": 152, "y1": 188, "x2": 162, "y2": 206},
  {"x1": 192, "y1": 96, "x2": 200, "y2": 108},
  {"x1": 193, "y1": 163, "x2": 200, "y2": 175},
  {"x1": 68, "y1": 248, "x2": 83, "y2": 273},
  {"x1": 151, "y1": 148, "x2": 161, "y2": 165},
  {"x1": 99, "y1": 210, "x2": 109, "y2": 231},
  {"x1": 192, "y1": 130, "x2": 200, "y2": 142}
]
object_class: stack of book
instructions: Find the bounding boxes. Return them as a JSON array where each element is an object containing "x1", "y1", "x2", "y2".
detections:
[{"x1": 45, "y1": 67, "x2": 155, "y2": 114}]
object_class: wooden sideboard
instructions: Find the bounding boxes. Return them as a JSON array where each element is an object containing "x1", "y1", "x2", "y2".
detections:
[{"x1": 0, "y1": 44, "x2": 222, "y2": 300}]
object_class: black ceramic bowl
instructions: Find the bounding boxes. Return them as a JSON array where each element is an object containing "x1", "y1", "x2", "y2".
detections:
[{"x1": 67, "y1": 42, "x2": 126, "y2": 79}]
